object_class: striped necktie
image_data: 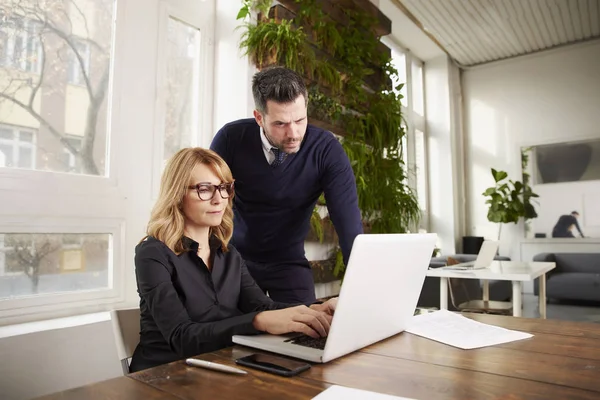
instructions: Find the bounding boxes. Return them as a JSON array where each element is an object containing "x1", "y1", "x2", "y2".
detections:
[{"x1": 271, "y1": 147, "x2": 286, "y2": 167}]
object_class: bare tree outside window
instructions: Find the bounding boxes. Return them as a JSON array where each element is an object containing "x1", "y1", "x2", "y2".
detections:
[
  {"x1": 0, "y1": 233, "x2": 110, "y2": 298},
  {"x1": 0, "y1": 0, "x2": 114, "y2": 175}
]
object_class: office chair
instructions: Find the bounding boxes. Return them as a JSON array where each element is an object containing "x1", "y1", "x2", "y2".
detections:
[
  {"x1": 446, "y1": 257, "x2": 513, "y2": 316},
  {"x1": 110, "y1": 307, "x2": 141, "y2": 374}
]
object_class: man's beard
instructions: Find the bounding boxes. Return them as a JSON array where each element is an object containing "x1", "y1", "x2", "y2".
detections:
[{"x1": 264, "y1": 127, "x2": 302, "y2": 154}]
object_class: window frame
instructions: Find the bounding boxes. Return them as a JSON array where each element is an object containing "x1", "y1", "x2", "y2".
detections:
[
  {"x1": 0, "y1": 217, "x2": 125, "y2": 320},
  {"x1": 0, "y1": 0, "x2": 217, "y2": 326}
]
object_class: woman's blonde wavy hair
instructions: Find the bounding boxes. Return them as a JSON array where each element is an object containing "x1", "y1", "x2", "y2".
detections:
[{"x1": 145, "y1": 147, "x2": 235, "y2": 254}]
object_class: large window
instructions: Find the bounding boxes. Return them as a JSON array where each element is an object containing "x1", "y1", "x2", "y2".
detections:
[
  {"x1": 0, "y1": 1, "x2": 111, "y2": 176},
  {"x1": 0, "y1": 0, "x2": 116, "y2": 322},
  {"x1": 0, "y1": 0, "x2": 216, "y2": 325}
]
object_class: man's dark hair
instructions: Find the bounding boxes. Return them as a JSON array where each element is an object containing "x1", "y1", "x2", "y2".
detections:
[
  {"x1": 252, "y1": 66, "x2": 308, "y2": 114},
  {"x1": 571, "y1": 211, "x2": 580, "y2": 216}
]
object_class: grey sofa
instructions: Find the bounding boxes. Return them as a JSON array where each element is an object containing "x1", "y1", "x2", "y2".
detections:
[
  {"x1": 417, "y1": 254, "x2": 512, "y2": 311},
  {"x1": 533, "y1": 253, "x2": 600, "y2": 303}
]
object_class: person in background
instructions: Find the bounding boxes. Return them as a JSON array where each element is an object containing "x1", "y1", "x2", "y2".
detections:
[
  {"x1": 552, "y1": 211, "x2": 585, "y2": 238},
  {"x1": 130, "y1": 147, "x2": 337, "y2": 372},
  {"x1": 210, "y1": 66, "x2": 363, "y2": 304}
]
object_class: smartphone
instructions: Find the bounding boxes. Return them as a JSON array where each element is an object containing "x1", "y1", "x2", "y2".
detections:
[{"x1": 235, "y1": 353, "x2": 311, "y2": 377}]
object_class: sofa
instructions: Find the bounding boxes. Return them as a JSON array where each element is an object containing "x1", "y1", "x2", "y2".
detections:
[
  {"x1": 417, "y1": 254, "x2": 512, "y2": 311},
  {"x1": 533, "y1": 253, "x2": 600, "y2": 303}
]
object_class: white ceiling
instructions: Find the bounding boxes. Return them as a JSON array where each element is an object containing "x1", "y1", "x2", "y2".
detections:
[{"x1": 396, "y1": 0, "x2": 600, "y2": 66}]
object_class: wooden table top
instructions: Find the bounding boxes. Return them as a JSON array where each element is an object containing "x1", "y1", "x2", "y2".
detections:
[{"x1": 39, "y1": 313, "x2": 600, "y2": 400}]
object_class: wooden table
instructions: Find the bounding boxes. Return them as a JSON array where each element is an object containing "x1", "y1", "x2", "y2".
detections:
[
  {"x1": 37, "y1": 314, "x2": 600, "y2": 400},
  {"x1": 426, "y1": 261, "x2": 555, "y2": 317}
]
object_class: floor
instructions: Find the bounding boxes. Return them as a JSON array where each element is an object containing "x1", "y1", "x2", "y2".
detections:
[{"x1": 521, "y1": 293, "x2": 600, "y2": 323}]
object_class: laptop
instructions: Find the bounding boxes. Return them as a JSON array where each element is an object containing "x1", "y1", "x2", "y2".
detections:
[
  {"x1": 232, "y1": 233, "x2": 437, "y2": 363},
  {"x1": 445, "y1": 240, "x2": 499, "y2": 270}
]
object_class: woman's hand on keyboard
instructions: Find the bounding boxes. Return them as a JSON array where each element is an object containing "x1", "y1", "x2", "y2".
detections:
[
  {"x1": 310, "y1": 297, "x2": 338, "y2": 316},
  {"x1": 253, "y1": 305, "x2": 332, "y2": 338}
]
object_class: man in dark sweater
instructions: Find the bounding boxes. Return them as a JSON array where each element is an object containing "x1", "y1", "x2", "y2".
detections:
[{"x1": 210, "y1": 66, "x2": 363, "y2": 304}]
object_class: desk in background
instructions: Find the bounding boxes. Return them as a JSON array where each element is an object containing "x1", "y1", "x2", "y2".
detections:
[{"x1": 426, "y1": 261, "x2": 555, "y2": 318}]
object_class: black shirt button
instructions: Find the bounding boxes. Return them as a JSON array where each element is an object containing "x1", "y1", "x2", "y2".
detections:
[{"x1": 214, "y1": 300, "x2": 219, "y2": 305}]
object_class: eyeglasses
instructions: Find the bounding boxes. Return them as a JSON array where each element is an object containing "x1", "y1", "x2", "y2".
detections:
[{"x1": 188, "y1": 182, "x2": 235, "y2": 201}]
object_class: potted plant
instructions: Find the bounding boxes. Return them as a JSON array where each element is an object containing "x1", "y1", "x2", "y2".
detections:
[{"x1": 482, "y1": 168, "x2": 539, "y2": 240}]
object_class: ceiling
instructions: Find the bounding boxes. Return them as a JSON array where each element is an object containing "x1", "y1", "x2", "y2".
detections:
[{"x1": 395, "y1": 0, "x2": 600, "y2": 66}]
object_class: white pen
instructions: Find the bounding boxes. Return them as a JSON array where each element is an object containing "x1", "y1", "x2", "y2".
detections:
[{"x1": 185, "y1": 358, "x2": 247, "y2": 375}]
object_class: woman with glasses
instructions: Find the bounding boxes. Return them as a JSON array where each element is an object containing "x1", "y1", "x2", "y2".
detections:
[{"x1": 130, "y1": 147, "x2": 336, "y2": 372}]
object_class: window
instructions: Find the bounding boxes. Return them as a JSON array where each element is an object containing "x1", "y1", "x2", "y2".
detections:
[
  {"x1": 0, "y1": 0, "x2": 118, "y2": 323},
  {"x1": 0, "y1": 17, "x2": 43, "y2": 73},
  {"x1": 0, "y1": 124, "x2": 36, "y2": 169},
  {"x1": 162, "y1": 17, "x2": 202, "y2": 162},
  {"x1": 0, "y1": 233, "x2": 110, "y2": 299},
  {"x1": 0, "y1": 5, "x2": 108, "y2": 176},
  {"x1": 415, "y1": 129, "x2": 428, "y2": 211},
  {"x1": 67, "y1": 40, "x2": 91, "y2": 86},
  {"x1": 0, "y1": 0, "x2": 216, "y2": 325},
  {"x1": 411, "y1": 62, "x2": 424, "y2": 117},
  {"x1": 385, "y1": 38, "x2": 429, "y2": 231}
]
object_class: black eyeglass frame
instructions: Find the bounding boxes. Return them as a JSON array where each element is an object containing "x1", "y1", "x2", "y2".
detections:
[{"x1": 187, "y1": 182, "x2": 235, "y2": 201}]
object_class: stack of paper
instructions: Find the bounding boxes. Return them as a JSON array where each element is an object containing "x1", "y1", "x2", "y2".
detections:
[
  {"x1": 312, "y1": 385, "x2": 416, "y2": 400},
  {"x1": 406, "y1": 310, "x2": 533, "y2": 349}
]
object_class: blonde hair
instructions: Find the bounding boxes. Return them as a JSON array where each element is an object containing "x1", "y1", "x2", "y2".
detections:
[{"x1": 145, "y1": 147, "x2": 234, "y2": 254}]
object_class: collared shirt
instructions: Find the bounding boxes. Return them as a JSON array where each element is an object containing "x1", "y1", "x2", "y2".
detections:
[
  {"x1": 259, "y1": 127, "x2": 301, "y2": 165},
  {"x1": 259, "y1": 126, "x2": 277, "y2": 164},
  {"x1": 260, "y1": 127, "x2": 275, "y2": 164},
  {"x1": 129, "y1": 235, "x2": 291, "y2": 372}
]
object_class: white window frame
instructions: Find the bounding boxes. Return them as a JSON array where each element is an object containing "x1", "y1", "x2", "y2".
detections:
[
  {"x1": 0, "y1": 124, "x2": 37, "y2": 169},
  {"x1": 0, "y1": 0, "x2": 216, "y2": 326},
  {"x1": 0, "y1": 217, "x2": 123, "y2": 320}
]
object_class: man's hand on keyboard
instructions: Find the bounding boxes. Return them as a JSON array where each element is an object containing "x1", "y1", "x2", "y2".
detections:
[
  {"x1": 253, "y1": 305, "x2": 332, "y2": 338},
  {"x1": 310, "y1": 297, "x2": 338, "y2": 316}
]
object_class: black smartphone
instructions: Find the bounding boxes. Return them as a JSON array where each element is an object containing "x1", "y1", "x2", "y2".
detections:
[{"x1": 235, "y1": 353, "x2": 311, "y2": 377}]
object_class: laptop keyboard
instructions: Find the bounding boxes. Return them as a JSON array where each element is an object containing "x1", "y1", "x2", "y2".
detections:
[{"x1": 284, "y1": 335, "x2": 327, "y2": 350}]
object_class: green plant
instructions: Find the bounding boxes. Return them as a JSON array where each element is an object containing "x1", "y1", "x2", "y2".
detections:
[
  {"x1": 239, "y1": 19, "x2": 315, "y2": 73},
  {"x1": 483, "y1": 168, "x2": 539, "y2": 239}
]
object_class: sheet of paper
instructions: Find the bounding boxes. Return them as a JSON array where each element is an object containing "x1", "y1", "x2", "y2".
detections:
[
  {"x1": 406, "y1": 310, "x2": 533, "y2": 349},
  {"x1": 312, "y1": 385, "x2": 416, "y2": 400}
]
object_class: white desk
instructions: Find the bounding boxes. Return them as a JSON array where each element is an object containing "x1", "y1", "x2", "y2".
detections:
[{"x1": 426, "y1": 261, "x2": 556, "y2": 318}]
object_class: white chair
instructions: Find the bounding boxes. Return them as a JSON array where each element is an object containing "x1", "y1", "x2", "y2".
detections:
[{"x1": 110, "y1": 307, "x2": 141, "y2": 374}]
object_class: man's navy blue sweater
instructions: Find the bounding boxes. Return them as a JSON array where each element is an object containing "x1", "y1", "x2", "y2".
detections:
[{"x1": 210, "y1": 118, "x2": 363, "y2": 266}]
